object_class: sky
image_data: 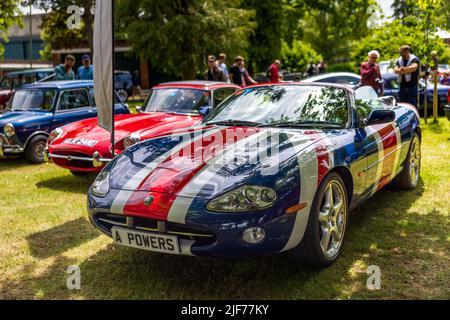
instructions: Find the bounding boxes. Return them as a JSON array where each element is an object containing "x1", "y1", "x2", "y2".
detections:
[{"x1": 377, "y1": 0, "x2": 394, "y2": 18}]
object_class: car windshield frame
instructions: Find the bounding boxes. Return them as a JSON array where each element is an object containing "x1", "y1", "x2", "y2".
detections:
[
  {"x1": 8, "y1": 88, "x2": 57, "y2": 112},
  {"x1": 203, "y1": 84, "x2": 352, "y2": 129},
  {"x1": 143, "y1": 87, "x2": 210, "y2": 115}
]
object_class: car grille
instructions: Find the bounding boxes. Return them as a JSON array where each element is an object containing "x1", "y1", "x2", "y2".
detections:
[
  {"x1": 93, "y1": 212, "x2": 216, "y2": 245},
  {"x1": 53, "y1": 151, "x2": 95, "y2": 168}
]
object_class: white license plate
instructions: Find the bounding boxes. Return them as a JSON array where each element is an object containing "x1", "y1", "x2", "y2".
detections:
[{"x1": 111, "y1": 227, "x2": 180, "y2": 254}]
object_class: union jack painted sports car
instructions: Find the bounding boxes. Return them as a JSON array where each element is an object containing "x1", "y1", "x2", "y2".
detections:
[
  {"x1": 45, "y1": 81, "x2": 239, "y2": 175},
  {"x1": 87, "y1": 84, "x2": 421, "y2": 267}
]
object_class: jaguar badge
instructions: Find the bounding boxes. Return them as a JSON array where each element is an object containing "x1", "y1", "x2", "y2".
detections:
[{"x1": 144, "y1": 195, "x2": 154, "y2": 206}]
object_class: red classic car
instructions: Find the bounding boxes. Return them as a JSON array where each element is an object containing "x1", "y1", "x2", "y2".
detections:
[{"x1": 45, "y1": 81, "x2": 240, "y2": 175}]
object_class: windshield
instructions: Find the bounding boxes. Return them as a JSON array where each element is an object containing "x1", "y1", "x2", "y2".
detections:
[
  {"x1": 203, "y1": 85, "x2": 349, "y2": 128},
  {"x1": 144, "y1": 88, "x2": 210, "y2": 115},
  {"x1": 10, "y1": 89, "x2": 56, "y2": 111}
]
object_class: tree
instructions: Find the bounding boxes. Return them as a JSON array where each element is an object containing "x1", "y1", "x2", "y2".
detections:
[
  {"x1": 241, "y1": 0, "x2": 284, "y2": 73},
  {"x1": 300, "y1": 0, "x2": 376, "y2": 64},
  {"x1": 280, "y1": 39, "x2": 322, "y2": 73},
  {"x1": 0, "y1": 1, "x2": 23, "y2": 59},
  {"x1": 24, "y1": 0, "x2": 95, "y2": 59},
  {"x1": 391, "y1": 0, "x2": 419, "y2": 24},
  {"x1": 352, "y1": 20, "x2": 450, "y2": 70},
  {"x1": 117, "y1": 0, "x2": 256, "y2": 80}
]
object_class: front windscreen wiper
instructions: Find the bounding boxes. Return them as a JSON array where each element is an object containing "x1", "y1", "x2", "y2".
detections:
[
  {"x1": 206, "y1": 120, "x2": 262, "y2": 127},
  {"x1": 258, "y1": 121, "x2": 343, "y2": 128}
]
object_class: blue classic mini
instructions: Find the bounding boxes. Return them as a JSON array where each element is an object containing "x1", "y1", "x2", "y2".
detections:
[{"x1": 0, "y1": 80, "x2": 129, "y2": 163}]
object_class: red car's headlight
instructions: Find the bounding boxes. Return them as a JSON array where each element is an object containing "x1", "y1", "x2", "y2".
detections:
[
  {"x1": 48, "y1": 128, "x2": 64, "y2": 145},
  {"x1": 122, "y1": 133, "x2": 141, "y2": 149}
]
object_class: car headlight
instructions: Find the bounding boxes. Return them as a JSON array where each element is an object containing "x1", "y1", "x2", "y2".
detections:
[
  {"x1": 122, "y1": 133, "x2": 141, "y2": 149},
  {"x1": 3, "y1": 123, "x2": 15, "y2": 138},
  {"x1": 48, "y1": 128, "x2": 64, "y2": 144},
  {"x1": 91, "y1": 171, "x2": 110, "y2": 197},
  {"x1": 206, "y1": 185, "x2": 277, "y2": 213}
]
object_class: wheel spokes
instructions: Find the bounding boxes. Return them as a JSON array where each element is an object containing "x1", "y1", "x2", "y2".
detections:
[
  {"x1": 321, "y1": 228, "x2": 332, "y2": 250},
  {"x1": 318, "y1": 180, "x2": 347, "y2": 259}
]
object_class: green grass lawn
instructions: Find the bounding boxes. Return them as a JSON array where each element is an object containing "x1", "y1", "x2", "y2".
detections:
[{"x1": 0, "y1": 118, "x2": 449, "y2": 300}]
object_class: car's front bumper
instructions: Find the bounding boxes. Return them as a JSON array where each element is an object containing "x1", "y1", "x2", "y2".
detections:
[
  {"x1": 0, "y1": 134, "x2": 24, "y2": 157},
  {"x1": 87, "y1": 191, "x2": 299, "y2": 258},
  {"x1": 45, "y1": 148, "x2": 112, "y2": 172}
]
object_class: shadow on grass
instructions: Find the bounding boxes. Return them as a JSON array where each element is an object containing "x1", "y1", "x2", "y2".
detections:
[
  {"x1": 5, "y1": 178, "x2": 447, "y2": 299},
  {"x1": 26, "y1": 218, "x2": 100, "y2": 259},
  {"x1": 0, "y1": 156, "x2": 32, "y2": 172},
  {"x1": 36, "y1": 174, "x2": 96, "y2": 194},
  {"x1": 423, "y1": 120, "x2": 444, "y2": 134}
]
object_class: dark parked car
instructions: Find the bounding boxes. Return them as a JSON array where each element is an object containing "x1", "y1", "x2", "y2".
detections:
[
  {"x1": 383, "y1": 73, "x2": 450, "y2": 111},
  {"x1": 0, "y1": 80, "x2": 129, "y2": 163},
  {"x1": 302, "y1": 72, "x2": 361, "y2": 89},
  {"x1": 0, "y1": 68, "x2": 55, "y2": 112},
  {"x1": 115, "y1": 70, "x2": 133, "y2": 100}
]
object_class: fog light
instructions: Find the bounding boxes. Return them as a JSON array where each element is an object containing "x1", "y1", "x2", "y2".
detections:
[{"x1": 242, "y1": 227, "x2": 266, "y2": 244}]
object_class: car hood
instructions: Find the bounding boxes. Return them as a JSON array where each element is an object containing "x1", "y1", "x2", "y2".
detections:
[
  {"x1": 107, "y1": 126, "x2": 327, "y2": 199},
  {"x1": 50, "y1": 112, "x2": 202, "y2": 155},
  {"x1": 0, "y1": 111, "x2": 52, "y2": 128}
]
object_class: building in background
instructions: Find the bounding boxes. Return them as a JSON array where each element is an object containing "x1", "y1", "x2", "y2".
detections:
[{"x1": 0, "y1": 14, "x2": 52, "y2": 77}]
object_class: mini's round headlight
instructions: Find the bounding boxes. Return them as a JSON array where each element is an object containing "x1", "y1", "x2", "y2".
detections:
[
  {"x1": 91, "y1": 171, "x2": 110, "y2": 197},
  {"x1": 4, "y1": 123, "x2": 15, "y2": 138},
  {"x1": 122, "y1": 133, "x2": 141, "y2": 149}
]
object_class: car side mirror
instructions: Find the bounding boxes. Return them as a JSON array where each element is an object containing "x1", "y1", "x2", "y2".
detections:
[
  {"x1": 198, "y1": 106, "x2": 212, "y2": 118},
  {"x1": 135, "y1": 106, "x2": 143, "y2": 114},
  {"x1": 363, "y1": 109, "x2": 395, "y2": 126}
]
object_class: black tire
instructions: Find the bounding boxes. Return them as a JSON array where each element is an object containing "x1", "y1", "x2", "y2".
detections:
[
  {"x1": 288, "y1": 172, "x2": 348, "y2": 267},
  {"x1": 24, "y1": 136, "x2": 47, "y2": 164},
  {"x1": 70, "y1": 170, "x2": 90, "y2": 177},
  {"x1": 391, "y1": 133, "x2": 421, "y2": 190}
]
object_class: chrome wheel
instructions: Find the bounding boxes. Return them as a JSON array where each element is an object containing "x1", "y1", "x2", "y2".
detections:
[
  {"x1": 409, "y1": 136, "x2": 421, "y2": 187},
  {"x1": 318, "y1": 180, "x2": 347, "y2": 260}
]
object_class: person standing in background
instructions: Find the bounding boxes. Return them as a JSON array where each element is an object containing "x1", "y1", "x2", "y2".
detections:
[
  {"x1": 77, "y1": 54, "x2": 94, "y2": 80},
  {"x1": 306, "y1": 61, "x2": 317, "y2": 77},
  {"x1": 131, "y1": 70, "x2": 143, "y2": 100},
  {"x1": 440, "y1": 72, "x2": 450, "y2": 85},
  {"x1": 54, "y1": 55, "x2": 76, "y2": 81},
  {"x1": 318, "y1": 61, "x2": 327, "y2": 74},
  {"x1": 394, "y1": 45, "x2": 421, "y2": 108},
  {"x1": 360, "y1": 50, "x2": 384, "y2": 96},
  {"x1": 268, "y1": 60, "x2": 282, "y2": 83},
  {"x1": 230, "y1": 56, "x2": 246, "y2": 86},
  {"x1": 240, "y1": 60, "x2": 257, "y2": 86},
  {"x1": 216, "y1": 53, "x2": 229, "y2": 83},
  {"x1": 205, "y1": 55, "x2": 225, "y2": 82}
]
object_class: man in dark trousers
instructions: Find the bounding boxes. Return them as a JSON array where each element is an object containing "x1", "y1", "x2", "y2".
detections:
[
  {"x1": 394, "y1": 45, "x2": 421, "y2": 107},
  {"x1": 360, "y1": 50, "x2": 384, "y2": 96},
  {"x1": 205, "y1": 55, "x2": 225, "y2": 82}
]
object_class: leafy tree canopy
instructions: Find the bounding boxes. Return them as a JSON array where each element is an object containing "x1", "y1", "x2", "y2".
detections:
[
  {"x1": 0, "y1": 1, "x2": 23, "y2": 59},
  {"x1": 353, "y1": 20, "x2": 450, "y2": 71},
  {"x1": 117, "y1": 0, "x2": 256, "y2": 79}
]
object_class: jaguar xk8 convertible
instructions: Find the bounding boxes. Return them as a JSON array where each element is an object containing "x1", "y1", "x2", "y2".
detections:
[
  {"x1": 46, "y1": 81, "x2": 239, "y2": 175},
  {"x1": 87, "y1": 84, "x2": 421, "y2": 267}
]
